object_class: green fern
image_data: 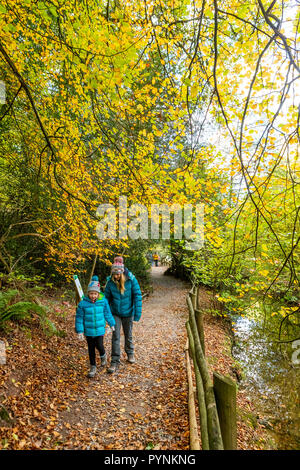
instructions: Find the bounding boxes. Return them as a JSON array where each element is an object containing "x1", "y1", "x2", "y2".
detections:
[
  {"x1": 0, "y1": 290, "x2": 64, "y2": 337},
  {"x1": 40, "y1": 316, "x2": 65, "y2": 337},
  {"x1": 0, "y1": 297, "x2": 46, "y2": 326},
  {"x1": 0, "y1": 290, "x2": 19, "y2": 312}
]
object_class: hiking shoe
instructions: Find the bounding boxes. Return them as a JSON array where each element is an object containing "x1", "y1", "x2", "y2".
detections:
[
  {"x1": 87, "y1": 365, "x2": 97, "y2": 378},
  {"x1": 107, "y1": 362, "x2": 118, "y2": 374},
  {"x1": 127, "y1": 354, "x2": 135, "y2": 364},
  {"x1": 100, "y1": 354, "x2": 107, "y2": 367}
]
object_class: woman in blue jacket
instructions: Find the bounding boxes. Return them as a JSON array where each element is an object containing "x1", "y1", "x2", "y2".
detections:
[
  {"x1": 104, "y1": 256, "x2": 142, "y2": 374},
  {"x1": 75, "y1": 275, "x2": 115, "y2": 378}
]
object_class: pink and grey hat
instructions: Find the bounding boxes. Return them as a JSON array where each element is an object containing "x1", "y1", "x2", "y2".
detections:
[{"x1": 111, "y1": 256, "x2": 125, "y2": 274}]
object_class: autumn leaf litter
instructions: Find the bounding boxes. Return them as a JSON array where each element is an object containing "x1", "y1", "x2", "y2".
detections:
[{"x1": 0, "y1": 267, "x2": 268, "y2": 450}]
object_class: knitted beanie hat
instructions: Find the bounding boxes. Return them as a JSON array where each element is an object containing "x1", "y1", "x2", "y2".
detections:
[
  {"x1": 87, "y1": 275, "x2": 101, "y2": 293},
  {"x1": 111, "y1": 256, "x2": 124, "y2": 274}
]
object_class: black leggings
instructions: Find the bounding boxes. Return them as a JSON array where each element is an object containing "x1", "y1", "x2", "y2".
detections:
[{"x1": 86, "y1": 336, "x2": 105, "y2": 366}]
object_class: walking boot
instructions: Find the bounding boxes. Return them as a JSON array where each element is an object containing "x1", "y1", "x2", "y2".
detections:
[
  {"x1": 107, "y1": 362, "x2": 118, "y2": 374},
  {"x1": 87, "y1": 365, "x2": 97, "y2": 378},
  {"x1": 127, "y1": 354, "x2": 135, "y2": 364},
  {"x1": 100, "y1": 354, "x2": 107, "y2": 367}
]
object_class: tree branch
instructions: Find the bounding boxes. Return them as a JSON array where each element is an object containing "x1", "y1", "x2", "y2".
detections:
[{"x1": 258, "y1": 0, "x2": 300, "y2": 73}]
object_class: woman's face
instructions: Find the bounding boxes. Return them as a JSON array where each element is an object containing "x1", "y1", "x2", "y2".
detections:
[{"x1": 113, "y1": 273, "x2": 121, "y2": 281}]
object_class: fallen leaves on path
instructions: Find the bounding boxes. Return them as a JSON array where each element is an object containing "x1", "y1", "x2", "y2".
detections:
[
  {"x1": 0, "y1": 270, "x2": 190, "y2": 450},
  {"x1": 0, "y1": 269, "x2": 269, "y2": 450}
]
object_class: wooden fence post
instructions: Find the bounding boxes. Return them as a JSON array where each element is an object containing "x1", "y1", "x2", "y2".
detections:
[
  {"x1": 190, "y1": 285, "x2": 197, "y2": 311},
  {"x1": 185, "y1": 340, "x2": 201, "y2": 450},
  {"x1": 194, "y1": 286, "x2": 205, "y2": 355},
  {"x1": 213, "y1": 372, "x2": 237, "y2": 450},
  {"x1": 195, "y1": 285, "x2": 199, "y2": 310},
  {"x1": 195, "y1": 308, "x2": 205, "y2": 356},
  {"x1": 186, "y1": 322, "x2": 209, "y2": 450},
  {"x1": 186, "y1": 295, "x2": 224, "y2": 450}
]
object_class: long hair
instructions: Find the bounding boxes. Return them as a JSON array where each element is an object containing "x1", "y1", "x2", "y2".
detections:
[{"x1": 112, "y1": 273, "x2": 125, "y2": 294}]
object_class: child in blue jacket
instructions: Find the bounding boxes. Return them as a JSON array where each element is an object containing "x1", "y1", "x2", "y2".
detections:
[{"x1": 75, "y1": 275, "x2": 115, "y2": 378}]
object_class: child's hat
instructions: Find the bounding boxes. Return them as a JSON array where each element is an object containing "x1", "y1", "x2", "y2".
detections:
[
  {"x1": 87, "y1": 275, "x2": 100, "y2": 293},
  {"x1": 111, "y1": 256, "x2": 124, "y2": 274}
]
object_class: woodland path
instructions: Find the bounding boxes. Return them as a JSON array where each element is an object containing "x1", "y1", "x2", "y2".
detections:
[
  {"x1": 0, "y1": 266, "x2": 192, "y2": 450},
  {"x1": 0, "y1": 266, "x2": 268, "y2": 450},
  {"x1": 60, "y1": 265, "x2": 191, "y2": 450},
  {"x1": 0, "y1": 267, "x2": 189, "y2": 450}
]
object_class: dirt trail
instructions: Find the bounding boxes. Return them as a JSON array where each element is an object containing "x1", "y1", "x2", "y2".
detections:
[
  {"x1": 0, "y1": 266, "x2": 269, "y2": 450},
  {"x1": 56, "y1": 266, "x2": 191, "y2": 450}
]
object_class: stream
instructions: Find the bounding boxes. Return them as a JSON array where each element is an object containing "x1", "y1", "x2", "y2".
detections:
[{"x1": 231, "y1": 314, "x2": 300, "y2": 450}]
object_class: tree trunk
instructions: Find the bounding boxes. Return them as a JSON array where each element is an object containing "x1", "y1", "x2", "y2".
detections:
[{"x1": 87, "y1": 254, "x2": 98, "y2": 289}]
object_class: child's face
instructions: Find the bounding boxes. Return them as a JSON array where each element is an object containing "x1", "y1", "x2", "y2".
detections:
[
  {"x1": 88, "y1": 291, "x2": 99, "y2": 302},
  {"x1": 113, "y1": 273, "x2": 121, "y2": 281}
]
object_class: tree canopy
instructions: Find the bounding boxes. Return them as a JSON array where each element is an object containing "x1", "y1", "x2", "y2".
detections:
[{"x1": 0, "y1": 0, "x2": 299, "y2": 340}]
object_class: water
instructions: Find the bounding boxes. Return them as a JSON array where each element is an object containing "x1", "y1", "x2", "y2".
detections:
[{"x1": 231, "y1": 314, "x2": 300, "y2": 449}]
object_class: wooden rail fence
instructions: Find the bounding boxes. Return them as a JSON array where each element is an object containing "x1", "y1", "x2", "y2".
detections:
[{"x1": 185, "y1": 285, "x2": 237, "y2": 450}]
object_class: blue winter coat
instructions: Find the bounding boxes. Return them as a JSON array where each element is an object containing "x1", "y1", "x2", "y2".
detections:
[
  {"x1": 75, "y1": 293, "x2": 115, "y2": 337},
  {"x1": 104, "y1": 269, "x2": 142, "y2": 321}
]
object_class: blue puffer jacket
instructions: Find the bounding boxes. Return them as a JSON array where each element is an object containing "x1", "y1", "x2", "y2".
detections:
[
  {"x1": 104, "y1": 269, "x2": 142, "y2": 321},
  {"x1": 75, "y1": 293, "x2": 115, "y2": 337}
]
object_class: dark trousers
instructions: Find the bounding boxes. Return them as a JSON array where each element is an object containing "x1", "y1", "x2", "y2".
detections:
[{"x1": 86, "y1": 336, "x2": 105, "y2": 366}]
